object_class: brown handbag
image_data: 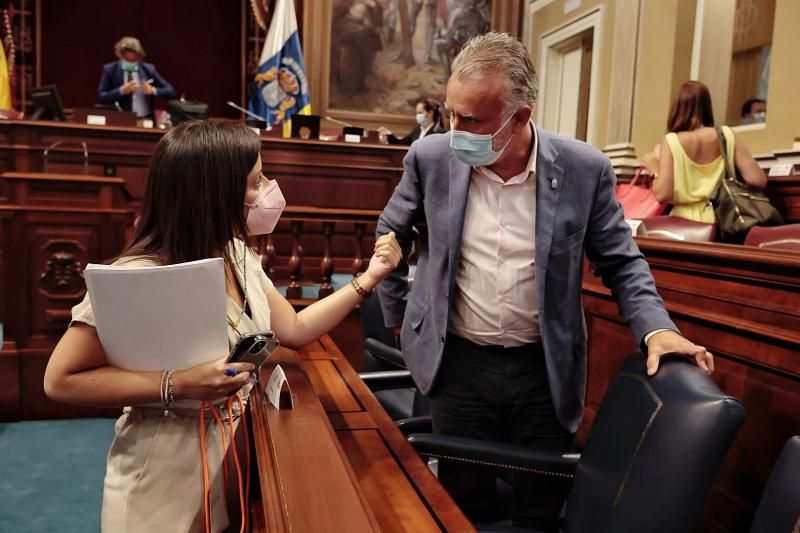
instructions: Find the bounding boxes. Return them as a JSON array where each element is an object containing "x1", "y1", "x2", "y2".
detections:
[{"x1": 709, "y1": 127, "x2": 783, "y2": 241}]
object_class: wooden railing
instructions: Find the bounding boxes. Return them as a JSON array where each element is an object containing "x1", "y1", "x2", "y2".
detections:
[{"x1": 256, "y1": 206, "x2": 384, "y2": 300}]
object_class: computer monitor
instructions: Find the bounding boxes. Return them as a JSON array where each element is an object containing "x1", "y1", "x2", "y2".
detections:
[{"x1": 28, "y1": 85, "x2": 66, "y2": 121}]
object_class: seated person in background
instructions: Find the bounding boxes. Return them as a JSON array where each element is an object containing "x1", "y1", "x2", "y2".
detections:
[
  {"x1": 378, "y1": 97, "x2": 445, "y2": 145},
  {"x1": 643, "y1": 81, "x2": 766, "y2": 224},
  {"x1": 97, "y1": 36, "x2": 176, "y2": 119},
  {"x1": 740, "y1": 98, "x2": 766, "y2": 125},
  {"x1": 44, "y1": 120, "x2": 401, "y2": 533}
]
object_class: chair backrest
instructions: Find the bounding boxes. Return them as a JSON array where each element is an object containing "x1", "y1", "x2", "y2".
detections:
[
  {"x1": 640, "y1": 215, "x2": 717, "y2": 242},
  {"x1": 749, "y1": 436, "x2": 800, "y2": 533},
  {"x1": 743, "y1": 224, "x2": 800, "y2": 251},
  {"x1": 360, "y1": 292, "x2": 398, "y2": 349},
  {"x1": 565, "y1": 353, "x2": 746, "y2": 533}
]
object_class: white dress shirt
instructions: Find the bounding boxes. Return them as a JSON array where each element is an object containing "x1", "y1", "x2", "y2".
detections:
[
  {"x1": 418, "y1": 122, "x2": 434, "y2": 139},
  {"x1": 127, "y1": 70, "x2": 154, "y2": 117},
  {"x1": 448, "y1": 123, "x2": 540, "y2": 347}
]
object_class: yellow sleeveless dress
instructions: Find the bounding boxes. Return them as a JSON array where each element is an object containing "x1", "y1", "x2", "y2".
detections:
[{"x1": 665, "y1": 126, "x2": 735, "y2": 223}]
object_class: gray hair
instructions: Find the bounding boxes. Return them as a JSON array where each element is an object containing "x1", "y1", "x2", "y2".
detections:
[
  {"x1": 114, "y1": 36, "x2": 146, "y2": 59},
  {"x1": 451, "y1": 32, "x2": 538, "y2": 116}
]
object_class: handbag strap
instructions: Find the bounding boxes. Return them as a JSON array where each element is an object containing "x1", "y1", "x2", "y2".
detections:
[
  {"x1": 619, "y1": 166, "x2": 647, "y2": 198},
  {"x1": 716, "y1": 126, "x2": 737, "y2": 182}
]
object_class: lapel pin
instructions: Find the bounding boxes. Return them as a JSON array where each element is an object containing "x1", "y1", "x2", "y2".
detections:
[{"x1": 550, "y1": 177, "x2": 558, "y2": 189}]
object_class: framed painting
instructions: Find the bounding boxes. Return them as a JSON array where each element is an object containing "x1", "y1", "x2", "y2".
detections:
[{"x1": 303, "y1": 0, "x2": 518, "y2": 131}]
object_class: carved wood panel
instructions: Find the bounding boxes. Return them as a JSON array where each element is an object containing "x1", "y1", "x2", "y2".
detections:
[{"x1": 30, "y1": 226, "x2": 95, "y2": 336}]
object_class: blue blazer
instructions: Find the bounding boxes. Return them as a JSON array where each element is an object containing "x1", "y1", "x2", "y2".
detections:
[
  {"x1": 376, "y1": 128, "x2": 677, "y2": 433},
  {"x1": 96, "y1": 61, "x2": 176, "y2": 116}
]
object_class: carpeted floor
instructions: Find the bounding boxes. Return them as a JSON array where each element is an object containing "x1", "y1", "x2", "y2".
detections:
[{"x1": 0, "y1": 418, "x2": 116, "y2": 533}]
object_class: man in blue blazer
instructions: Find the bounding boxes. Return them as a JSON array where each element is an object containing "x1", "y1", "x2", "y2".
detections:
[
  {"x1": 97, "y1": 36, "x2": 176, "y2": 119},
  {"x1": 376, "y1": 32, "x2": 714, "y2": 529}
]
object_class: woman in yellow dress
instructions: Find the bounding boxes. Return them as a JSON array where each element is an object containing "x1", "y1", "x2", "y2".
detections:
[{"x1": 643, "y1": 81, "x2": 767, "y2": 223}]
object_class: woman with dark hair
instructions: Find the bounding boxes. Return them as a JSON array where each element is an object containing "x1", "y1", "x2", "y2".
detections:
[
  {"x1": 378, "y1": 97, "x2": 446, "y2": 145},
  {"x1": 43, "y1": 120, "x2": 401, "y2": 532},
  {"x1": 643, "y1": 80, "x2": 766, "y2": 223}
]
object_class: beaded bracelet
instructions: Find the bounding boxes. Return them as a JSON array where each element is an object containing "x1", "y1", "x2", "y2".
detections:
[
  {"x1": 350, "y1": 277, "x2": 373, "y2": 298},
  {"x1": 165, "y1": 370, "x2": 176, "y2": 406},
  {"x1": 160, "y1": 369, "x2": 175, "y2": 407}
]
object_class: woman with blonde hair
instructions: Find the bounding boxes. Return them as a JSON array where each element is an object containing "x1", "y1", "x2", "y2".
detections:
[{"x1": 643, "y1": 80, "x2": 767, "y2": 223}]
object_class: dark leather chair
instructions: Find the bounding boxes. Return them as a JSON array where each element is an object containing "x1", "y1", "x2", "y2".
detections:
[
  {"x1": 409, "y1": 352, "x2": 746, "y2": 532},
  {"x1": 749, "y1": 436, "x2": 800, "y2": 533},
  {"x1": 640, "y1": 215, "x2": 717, "y2": 242},
  {"x1": 744, "y1": 224, "x2": 800, "y2": 251},
  {"x1": 358, "y1": 293, "x2": 430, "y2": 429}
]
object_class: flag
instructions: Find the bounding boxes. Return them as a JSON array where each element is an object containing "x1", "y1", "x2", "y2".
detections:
[
  {"x1": 248, "y1": 0, "x2": 310, "y2": 137},
  {"x1": 0, "y1": 40, "x2": 11, "y2": 109}
]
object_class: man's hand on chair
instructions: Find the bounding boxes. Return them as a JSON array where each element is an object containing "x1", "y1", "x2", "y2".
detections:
[{"x1": 645, "y1": 330, "x2": 715, "y2": 376}]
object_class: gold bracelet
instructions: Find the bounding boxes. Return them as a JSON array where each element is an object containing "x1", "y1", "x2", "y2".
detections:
[{"x1": 350, "y1": 277, "x2": 373, "y2": 298}]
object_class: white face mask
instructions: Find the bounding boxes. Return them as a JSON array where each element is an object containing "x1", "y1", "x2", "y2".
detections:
[
  {"x1": 753, "y1": 111, "x2": 766, "y2": 123},
  {"x1": 243, "y1": 180, "x2": 286, "y2": 235},
  {"x1": 449, "y1": 112, "x2": 516, "y2": 167}
]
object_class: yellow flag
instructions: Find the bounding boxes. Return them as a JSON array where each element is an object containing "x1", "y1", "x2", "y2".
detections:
[{"x1": 0, "y1": 43, "x2": 11, "y2": 109}]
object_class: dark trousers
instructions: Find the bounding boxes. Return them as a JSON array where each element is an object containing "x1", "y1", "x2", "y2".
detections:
[{"x1": 429, "y1": 334, "x2": 575, "y2": 530}]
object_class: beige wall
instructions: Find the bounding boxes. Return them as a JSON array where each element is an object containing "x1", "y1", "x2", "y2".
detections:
[
  {"x1": 528, "y1": 0, "x2": 615, "y2": 149},
  {"x1": 527, "y1": 0, "x2": 797, "y2": 158},
  {"x1": 632, "y1": 0, "x2": 696, "y2": 155},
  {"x1": 733, "y1": 0, "x2": 800, "y2": 154}
]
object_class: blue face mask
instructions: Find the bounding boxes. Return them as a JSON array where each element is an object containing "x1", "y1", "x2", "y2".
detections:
[
  {"x1": 753, "y1": 111, "x2": 766, "y2": 123},
  {"x1": 449, "y1": 112, "x2": 516, "y2": 167},
  {"x1": 416, "y1": 112, "x2": 427, "y2": 126},
  {"x1": 121, "y1": 60, "x2": 139, "y2": 72}
]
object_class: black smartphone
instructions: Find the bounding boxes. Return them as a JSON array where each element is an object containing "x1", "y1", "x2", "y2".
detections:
[{"x1": 227, "y1": 331, "x2": 280, "y2": 368}]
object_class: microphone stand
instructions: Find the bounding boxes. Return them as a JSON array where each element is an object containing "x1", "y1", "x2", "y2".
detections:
[
  {"x1": 43, "y1": 141, "x2": 89, "y2": 174},
  {"x1": 227, "y1": 101, "x2": 272, "y2": 131}
]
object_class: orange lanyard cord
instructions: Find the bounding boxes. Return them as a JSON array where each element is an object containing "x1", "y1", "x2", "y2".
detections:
[
  {"x1": 226, "y1": 394, "x2": 248, "y2": 533},
  {"x1": 200, "y1": 401, "x2": 213, "y2": 533},
  {"x1": 199, "y1": 394, "x2": 250, "y2": 533},
  {"x1": 208, "y1": 404, "x2": 229, "y2": 486}
]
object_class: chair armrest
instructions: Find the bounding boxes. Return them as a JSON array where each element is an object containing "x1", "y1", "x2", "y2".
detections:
[
  {"x1": 396, "y1": 415, "x2": 433, "y2": 436},
  {"x1": 364, "y1": 338, "x2": 406, "y2": 369},
  {"x1": 358, "y1": 370, "x2": 416, "y2": 390},
  {"x1": 408, "y1": 434, "x2": 579, "y2": 479}
]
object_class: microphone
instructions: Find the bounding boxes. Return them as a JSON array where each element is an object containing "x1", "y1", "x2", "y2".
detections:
[
  {"x1": 43, "y1": 140, "x2": 90, "y2": 174},
  {"x1": 324, "y1": 116, "x2": 352, "y2": 127},
  {"x1": 43, "y1": 140, "x2": 62, "y2": 173},
  {"x1": 113, "y1": 101, "x2": 123, "y2": 112},
  {"x1": 227, "y1": 101, "x2": 272, "y2": 131}
]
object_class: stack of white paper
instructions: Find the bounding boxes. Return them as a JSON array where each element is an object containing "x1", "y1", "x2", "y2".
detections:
[{"x1": 84, "y1": 258, "x2": 228, "y2": 371}]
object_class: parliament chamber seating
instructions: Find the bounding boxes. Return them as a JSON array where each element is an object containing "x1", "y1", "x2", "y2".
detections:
[
  {"x1": 744, "y1": 223, "x2": 800, "y2": 250},
  {"x1": 640, "y1": 215, "x2": 717, "y2": 242},
  {"x1": 409, "y1": 353, "x2": 746, "y2": 533},
  {"x1": 358, "y1": 292, "x2": 431, "y2": 432},
  {"x1": 748, "y1": 436, "x2": 800, "y2": 533},
  {"x1": 1, "y1": 120, "x2": 798, "y2": 531}
]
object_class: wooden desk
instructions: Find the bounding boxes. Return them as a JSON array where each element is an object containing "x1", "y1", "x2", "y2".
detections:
[
  {"x1": 0, "y1": 119, "x2": 407, "y2": 281},
  {"x1": 249, "y1": 336, "x2": 473, "y2": 532},
  {"x1": 0, "y1": 119, "x2": 407, "y2": 210},
  {"x1": 581, "y1": 238, "x2": 800, "y2": 533},
  {"x1": 0, "y1": 171, "x2": 134, "y2": 421}
]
